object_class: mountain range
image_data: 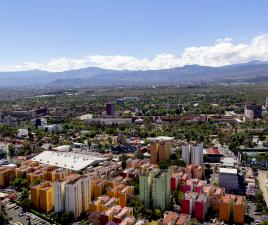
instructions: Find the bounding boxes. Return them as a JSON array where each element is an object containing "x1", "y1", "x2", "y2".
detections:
[{"x1": 1, "y1": 60, "x2": 268, "y2": 87}]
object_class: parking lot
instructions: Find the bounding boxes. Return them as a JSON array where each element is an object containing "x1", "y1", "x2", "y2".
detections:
[{"x1": 5, "y1": 203, "x2": 51, "y2": 225}]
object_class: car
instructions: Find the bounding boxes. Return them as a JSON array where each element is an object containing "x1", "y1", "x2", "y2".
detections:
[{"x1": 18, "y1": 213, "x2": 24, "y2": 217}]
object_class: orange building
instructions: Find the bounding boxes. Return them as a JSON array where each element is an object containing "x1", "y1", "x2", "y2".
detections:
[
  {"x1": 150, "y1": 141, "x2": 171, "y2": 164},
  {"x1": 150, "y1": 142, "x2": 159, "y2": 164},
  {"x1": 158, "y1": 142, "x2": 171, "y2": 161},
  {"x1": 219, "y1": 195, "x2": 231, "y2": 222},
  {"x1": 31, "y1": 181, "x2": 54, "y2": 212},
  {"x1": 0, "y1": 167, "x2": 15, "y2": 187},
  {"x1": 233, "y1": 196, "x2": 246, "y2": 224},
  {"x1": 39, "y1": 186, "x2": 54, "y2": 212}
]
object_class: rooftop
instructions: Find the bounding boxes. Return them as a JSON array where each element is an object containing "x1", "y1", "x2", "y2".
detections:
[
  {"x1": 31, "y1": 150, "x2": 105, "y2": 171},
  {"x1": 219, "y1": 167, "x2": 238, "y2": 175}
]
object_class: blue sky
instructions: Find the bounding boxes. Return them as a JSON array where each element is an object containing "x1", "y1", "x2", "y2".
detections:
[{"x1": 1, "y1": 0, "x2": 268, "y2": 71}]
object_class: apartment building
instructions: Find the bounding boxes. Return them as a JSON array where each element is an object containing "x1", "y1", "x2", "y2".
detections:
[
  {"x1": 150, "y1": 142, "x2": 171, "y2": 164},
  {"x1": 182, "y1": 144, "x2": 203, "y2": 165},
  {"x1": 139, "y1": 169, "x2": 171, "y2": 210},
  {"x1": 31, "y1": 181, "x2": 54, "y2": 212},
  {"x1": 53, "y1": 174, "x2": 91, "y2": 218}
]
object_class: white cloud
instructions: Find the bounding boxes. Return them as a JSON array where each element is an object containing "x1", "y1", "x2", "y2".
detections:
[{"x1": 1, "y1": 34, "x2": 268, "y2": 72}]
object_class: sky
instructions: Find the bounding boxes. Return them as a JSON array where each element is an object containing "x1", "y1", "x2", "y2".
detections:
[{"x1": 1, "y1": 0, "x2": 268, "y2": 71}]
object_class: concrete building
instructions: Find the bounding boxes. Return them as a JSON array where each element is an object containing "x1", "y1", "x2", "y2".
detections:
[
  {"x1": 53, "y1": 174, "x2": 91, "y2": 218},
  {"x1": 191, "y1": 144, "x2": 203, "y2": 165},
  {"x1": 245, "y1": 104, "x2": 262, "y2": 119},
  {"x1": 151, "y1": 170, "x2": 171, "y2": 210},
  {"x1": 180, "y1": 192, "x2": 197, "y2": 215},
  {"x1": 139, "y1": 169, "x2": 170, "y2": 210},
  {"x1": 233, "y1": 196, "x2": 246, "y2": 224},
  {"x1": 54, "y1": 181, "x2": 66, "y2": 213},
  {"x1": 219, "y1": 168, "x2": 239, "y2": 192},
  {"x1": 219, "y1": 194, "x2": 246, "y2": 224},
  {"x1": 182, "y1": 145, "x2": 191, "y2": 165},
  {"x1": 219, "y1": 195, "x2": 231, "y2": 222},
  {"x1": 150, "y1": 142, "x2": 171, "y2": 164},
  {"x1": 182, "y1": 144, "x2": 203, "y2": 165},
  {"x1": 244, "y1": 108, "x2": 254, "y2": 121},
  {"x1": 194, "y1": 193, "x2": 208, "y2": 221},
  {"x1": 31, "y1": 181, "x2": 54, "y2": 212}
]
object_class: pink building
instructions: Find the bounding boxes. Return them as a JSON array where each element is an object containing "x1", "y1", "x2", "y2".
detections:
[
  {"x1": 194, "y1": 194, "x2": 208, "y2": 221},
  {"x1": 181, "y1": 192, "x2": 197, "y2": 215},
  {"x1": 194, "y1": 180, "x2": 206, "y2": 193}
]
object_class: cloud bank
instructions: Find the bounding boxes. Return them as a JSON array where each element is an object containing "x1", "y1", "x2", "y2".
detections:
[{"x1": 1, "y1": 34, "x2": 268, "y2": 72}]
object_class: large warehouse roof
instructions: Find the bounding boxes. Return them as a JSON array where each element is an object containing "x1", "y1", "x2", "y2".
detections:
[{"x1": 31, "y1": 151, "x2": 105, "y2": 171}]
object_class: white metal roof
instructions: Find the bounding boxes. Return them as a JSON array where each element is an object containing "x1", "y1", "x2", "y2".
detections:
[
  {"x1": 147, "y1": 136, "x2": 175, "y2": 142},
  {"x1": 219, "y1": 167, "x2": 237, "y2": 175},
  {"x1": 31, "y1": 150, "x2": 105, "y2": 171}
]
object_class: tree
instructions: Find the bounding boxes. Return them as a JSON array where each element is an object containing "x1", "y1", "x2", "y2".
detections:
[
  {"x1": 8, "y1": 144, "x2": 15, "y2": 158},
  {"x1": 31, "y1": 177, "x2": 42, "y2": 186},
  {"x1": 0, "y1": 205, "x2": 9, "y2": 225},
  {"x1": 20, "y1": 188, "x2": 31, "y2": 211},
  {"x1": 11, "y1": 175, "x2": 28, "y2": 191}
]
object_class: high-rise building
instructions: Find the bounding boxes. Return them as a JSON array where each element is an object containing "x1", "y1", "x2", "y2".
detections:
[
  {"x1": 245, "y1": 104, "x2": 262, "y2": 119},
  {"x1": 266, "y1": 97, "x2": 268, "y2": 111},
  {"x1": 219, "y1": 195, "x2": 231, "y2": 222},
  {"x1": 53, "y1": 175, "x2": 91, "y2": 218},
  {"x1": 195, "y1": 193, "x2": 208, "y2": 221},
  {"x1": 106, "y1": 103, "x2": 115, "y2": 115},
  {"x1": 182, "y1": 145, "x2": 191, "y2": 165},
  {"x1": 233, "y1": 196, "x2": 246, "y2": 224},
  {"x1": 191, "y1": 144, "x2": 203, "y2": 165},
  {"x1": 150, "y1": 142, "x2": 171, "y2": 164},
  {"x1": 150, "y1": 142, "x2": 159, "y2": 164},
  {"x1": 31, "y1": 181, "x2": 54, "y2": 212},
  {"x1": 139, "y1": 169, "x2": 170, "y2": 210},
  {"x1": 54, "y1": 180, "x2": 66, "y2": 213},
  {"x1": 152, "y1": 170, "x2": 171, "y2": 210},
  {"x1": 159, "y1": 142, "x2": 171, "y2": 161},
  {"x1": 139, "y1": 172, "x2": 152, "y2": 208},
  {"x1": 182, "y1": 144, "x2": 203, "y2": 165}
]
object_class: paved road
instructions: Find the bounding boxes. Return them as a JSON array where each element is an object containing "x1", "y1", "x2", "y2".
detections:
[{"x1": 5, "y1": 204, "x2": 51, "y2": 225}]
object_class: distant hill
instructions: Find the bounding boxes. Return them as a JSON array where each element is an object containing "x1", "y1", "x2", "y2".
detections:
[{"x1": 1, "y1": 61, "x2": 268, "y2": 87}]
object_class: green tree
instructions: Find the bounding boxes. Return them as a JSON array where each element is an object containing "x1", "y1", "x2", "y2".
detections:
[
  {"x1": 0, "y1": 205, "x2": 9, "y2": 225},
  {"x1": 31, "y1": 177, "x2": 42, "y2": 186},
  {"x1": 20, "y1": 188, "x2": 31, "y2": 211}
]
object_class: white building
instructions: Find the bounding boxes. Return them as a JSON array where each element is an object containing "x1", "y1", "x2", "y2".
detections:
[
  {"x1": 182, "y1": 145, "x2": 191, "y2": 164},
  {"x1": 191, "y1": 143, "x2": 203, "y2": 165},
  {"x1": 182, "y1": 143, "x2": 203, "y2": 165},
  {"x1": 54, "y1": 181, "x2": 66, "y2": 213},
  {"x1": 53, "y1": 175, "x2": 91, "y2": 218},
  {"x1": 244, "y1": 108, "x2": 254, "y2": 121}
]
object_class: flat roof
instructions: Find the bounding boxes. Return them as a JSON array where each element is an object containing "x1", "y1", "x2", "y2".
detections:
[
  {"x1": 31, "y1": 150, "x2": 105, "y2": 171},
  {"x1": 219, "y1": 167, "x2": 237, "y2": 175},
  {"x1": 147, "y1": 136, "x2": 174, "y2": 142}
]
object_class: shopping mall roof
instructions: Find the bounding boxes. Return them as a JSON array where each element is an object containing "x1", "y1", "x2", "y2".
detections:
[{"x1": 31, "y1": 150, "x2": 105, "y2": 171}]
